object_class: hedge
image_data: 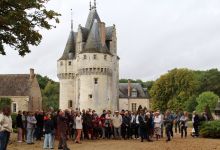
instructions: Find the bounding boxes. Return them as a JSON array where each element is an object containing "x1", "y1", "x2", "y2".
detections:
[{"x1": 199, "y1": 121, "x2": 220, "y2": 138}]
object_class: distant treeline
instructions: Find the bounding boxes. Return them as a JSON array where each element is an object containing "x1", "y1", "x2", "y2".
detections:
[{"x1": 37, "y1": 68, "x2": 220, "y2": 112}]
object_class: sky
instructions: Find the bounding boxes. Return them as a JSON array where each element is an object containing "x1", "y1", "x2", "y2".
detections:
[{"x1": 0, "y1": 0, "x2": 220, "y2": 81}]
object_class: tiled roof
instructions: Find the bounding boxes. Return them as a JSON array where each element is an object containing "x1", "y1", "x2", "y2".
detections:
[
  {"x1": 0, "y1": 74, "x2": 31, "y2": 96},
  {"x1": 59, "y1": 31, "x2": 76, "y2": 60},
  {"x1": 119, "y1": 83, "x2": 150, "y2": 99},
  {"x1": 85, "y1": 9, "x2": 101, "y2": 29}
]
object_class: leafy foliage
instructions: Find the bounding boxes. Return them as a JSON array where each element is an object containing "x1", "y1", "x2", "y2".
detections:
[
  {"x1": 36, "y1": 75, "x2": 59, "y2": 111},
  {"x1": 196, "y1": 91, "x2": 219, "y2": 113},
  {"x1": 0, "y1": 0, "x2": 60, "y2": 56},
  {"x1": 0, "y1": 97, "x2": 11, "y2": 111},
  {"x1": 184, "y1": 96, "x2": 198, "y2": 112},
  {"x1": 150, "y1": 68, "x2": 199, "y2": 112},
  {"x1": 199, "y1": 121, "x2": 220, "y2": 138},
  {"x1": 195, "y1": 69, "x2": 220, "y2": 96}
]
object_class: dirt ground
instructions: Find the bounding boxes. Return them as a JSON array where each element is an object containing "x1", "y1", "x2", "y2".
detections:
[{"x1": 7, "y1": 131, "x2": 220, "y2": 150}]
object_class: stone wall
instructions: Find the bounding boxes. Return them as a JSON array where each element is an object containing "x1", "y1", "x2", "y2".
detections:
[
  {"x1": 119, "y1": 98, "x2": 150, "y2": 112},
  {"x1": 0, "y1": 96, "x2": 29, "y2": 113}
]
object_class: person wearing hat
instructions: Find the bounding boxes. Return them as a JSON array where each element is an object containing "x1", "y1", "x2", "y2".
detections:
[
  {"x1": 112, "y1": 111, "x2": 122, "y2": 139},
  {"x1": 154, "y1": 111, "x2": 162, "y2": 140}
]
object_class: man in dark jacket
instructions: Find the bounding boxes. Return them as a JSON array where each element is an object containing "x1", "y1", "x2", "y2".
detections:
[
  {"x1": 138, "y1": 110, "x2": 146, "y2": 142},
  {"x1": 193, "y1": 111, "x2": 200, "y2": 137},
  {"x1": 57, "y1": 111, "x2": 70, "y2": 150},
  {"x1": 122, "y1": 111, "x2": 131, "y2": 140},
  {"x1": 35, "y1": 111, "x2": 44, "y2": 140},
  {"x1": 16, "y1": 110, "x2": 23, "y2": 142},
  {"x1": 164, "y1": 110, "x2": 174, "y2": 142}
]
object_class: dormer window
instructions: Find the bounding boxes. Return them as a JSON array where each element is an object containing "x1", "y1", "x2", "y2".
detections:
[
  {"x1": 68, "y1": 61, "x2": 71, "y2": 66},
  {"x1": 131, "y1": 88, "x2": 137, "y2": 98}
]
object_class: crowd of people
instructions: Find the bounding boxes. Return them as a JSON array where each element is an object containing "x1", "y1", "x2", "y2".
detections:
[{"x1": 0, "y1": 106, "x2": 211, "y2": 150}]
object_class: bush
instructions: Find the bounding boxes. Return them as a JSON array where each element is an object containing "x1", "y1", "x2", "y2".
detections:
[{"x1": 199, "y1": 121, "x2": 220, "y2": 138}]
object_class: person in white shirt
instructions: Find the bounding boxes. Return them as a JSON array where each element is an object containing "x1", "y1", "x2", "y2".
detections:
[
  {"x1": 75, "y1": 111, "x2": 83, "y2": 144},
  {"x1": 154, "y1": 111, "x2": 162, "y2": 140},
  {"x1": 180, "y1": 111, "x2": 189, "y2": 138},
  {"x1": 0, "y1": 106, "x2": 13, "y2": 150},
  {"x1": 112, "y1": 111, "x2": 122, "y2": 139}
]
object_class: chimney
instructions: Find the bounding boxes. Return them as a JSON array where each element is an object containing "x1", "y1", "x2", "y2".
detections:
[
  {"x1": 99, "y1": 22, "x2": 106, "y2": 47},
  {"x1": 128, "y1": 79, "x2": 131, "y2": 97},
  {"x1": 30, "y1": 68, "x2": 35, "y2": 79}
]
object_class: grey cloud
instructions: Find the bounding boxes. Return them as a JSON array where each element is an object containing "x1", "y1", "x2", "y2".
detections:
[{"x1": 0, "y1": 0, "x2": 220, "y2": 82}]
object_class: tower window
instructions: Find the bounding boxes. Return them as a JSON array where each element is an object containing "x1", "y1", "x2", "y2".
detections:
[
  {"x1": 89, "y1": 94, "x2": 93, "y2": 99},
  {"x1": 68, "y1": 100, "x2": 73, "y2": 108},
  {"x1": 60, "y1": 61, "x2": 63, "y2": 66},
  {"x1": 104, "y1": 55, "x2": 107, "y2": 60},
  {"x1": 93, "y1": 54, "x2": 97, "y2": 60},
  {"x1": 94, "y1": 78, "x2": 98, "y2": 84},
  {"x1": 68, "y1": 61, "x2": 71, "y2": 65},
  {"x1": 83, "y1": 55, "x2": 87, "y2": 59}
]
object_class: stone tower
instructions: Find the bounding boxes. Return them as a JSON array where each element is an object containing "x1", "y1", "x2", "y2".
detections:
[{"x1": 57, "y1": 1, "x2": 119, "y2": 113}]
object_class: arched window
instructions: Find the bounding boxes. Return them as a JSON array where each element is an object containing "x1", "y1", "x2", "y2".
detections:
[{"x1": 68, "y1": 100, "x2": 73, "y2": 108}]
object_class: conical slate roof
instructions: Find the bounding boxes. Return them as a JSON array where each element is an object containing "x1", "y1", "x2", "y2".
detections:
[
  {"x1": 85, "y1": 8, "x2": 101, "y2": 29},
  {"x1": 59, "y1": 31, "x2": 76, "y2": 60},
  {"x1": 83, "y1": 19, "x2": 108, "y2": 53}
]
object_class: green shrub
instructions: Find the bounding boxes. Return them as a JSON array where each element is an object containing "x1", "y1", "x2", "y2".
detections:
[{"x1": 199, "y1": 121, "x2": 220, "y2": 138}]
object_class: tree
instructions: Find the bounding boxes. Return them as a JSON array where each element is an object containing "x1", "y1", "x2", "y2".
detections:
[
  {"x1": 36, "y1": 74, "x2": 55, "y2": 89},
  {"x1": 195, "y1": 69, "x2": 220, "y2": 96},
  {"x1": 150, "y1": 68, "x2": 199, "y2": 112},
  {"x1": 184, "y1": 96, "x2": 198, "y2": 112},
  {"x1": 0, "y1": 0, "x2": 60, "y2": 56},
  {"x1": 196, "y1": 91, "x2": 219, "y2": 113},
  {"x1": 42, "y1": 81, "x2": 59, "y2": 110},
  {"x1": 0, "y1": 97, "x2": 11, "y2": 111}
]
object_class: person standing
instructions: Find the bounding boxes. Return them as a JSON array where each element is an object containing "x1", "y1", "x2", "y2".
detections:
[
  {"x1": 100, "y1": 110, "x2": 106, "y2": 139},
  {"x1": 43, "y1": 113, "x2": 54, "y2": 149},
  {"x1": 35, "y1": 111, "x2": 44, "y2": 141},
  {"x1": 180, "y1": 111, "x2": 188, "y2": 138},
  {"x1": 192, "y1": 111, "x2": 200, "y2": 137},
  {"x1": 105, "y1": 110, "x2": 112, "y2": 139},
  {"x1": 112, "y1": 111, "x2": 122, "y2": 139},
  {"x1": 146, "y1": 112, "x2": 153, "y2": 142},
  {"x1": 57, "y1": 111, "x2": 70, "y2": 150},
  {"x1": 164, "y1": 110, "x2": 173, "y2": 142},
  {"x1": 22, "y1": 111, "x2": 27, "y2": 141},
  {"x1": 0, "y1": 106, "x2": 13, "y2": 150},
  {"x1": 138, "y1": 110, "x2": 146, "y2": 142},
  {"x1": 154, "y1": 111, "x2": 162, "y2": 140},
  {"x1": 75, "y1": 111, "x2": 83, "y2": 144},
  {"x1": 26, "y1": 111, "x2": 37, "y2": 144},
  {"x1": 16, "y1": 110, "x2": 23, "y2": 142}
]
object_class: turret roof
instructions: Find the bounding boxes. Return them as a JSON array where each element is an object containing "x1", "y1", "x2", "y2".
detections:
[
  {"x1": 59, "y1": 31, "x2": 76, "y2": 60},
  {"x1": 85, "y1": 8, "x2": 101, "y2": 29}
]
